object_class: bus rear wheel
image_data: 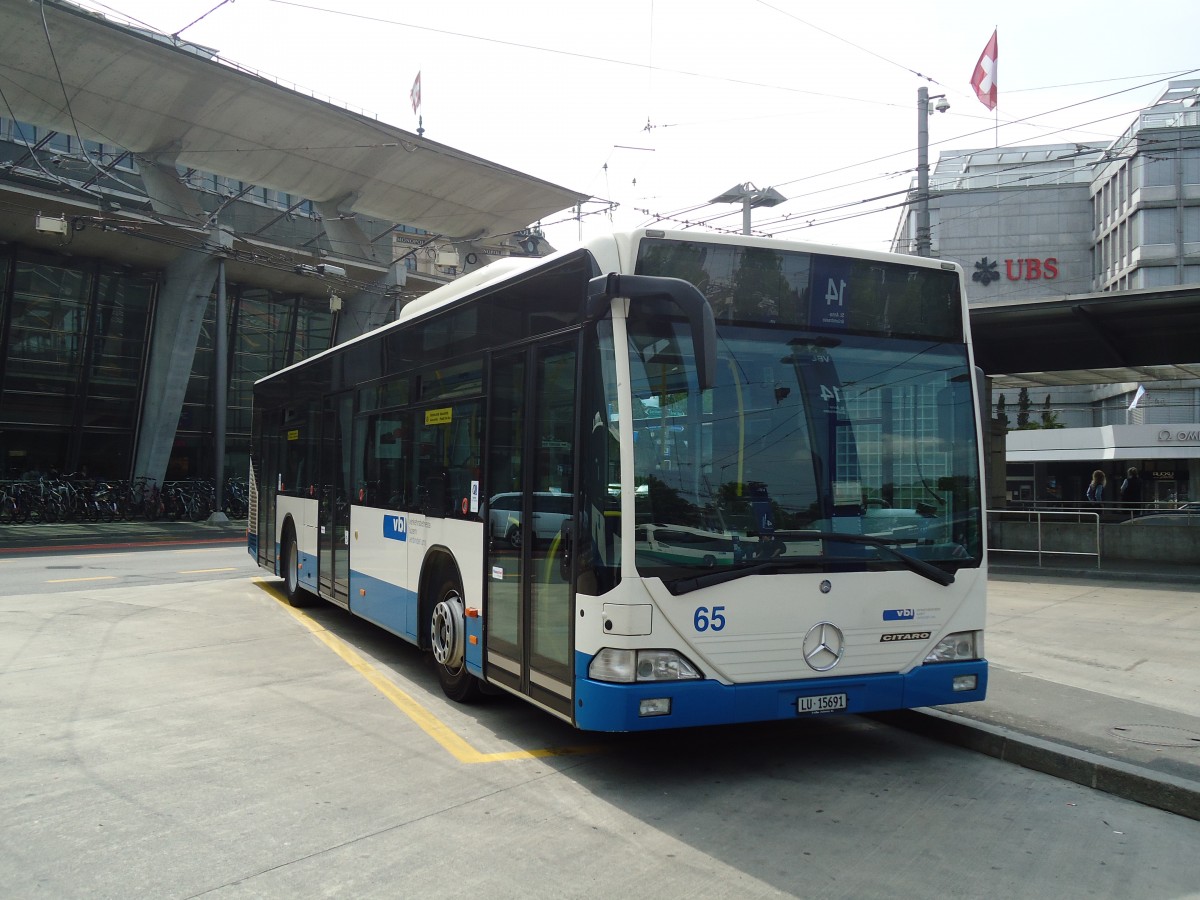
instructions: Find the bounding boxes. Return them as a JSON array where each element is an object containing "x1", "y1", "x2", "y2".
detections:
[
  {"x1": 430, "y1": 578, "x2": 480, "y2": 702},
  {"x1": 281, "y1": 527, "x2": 314, "y2": 607}
]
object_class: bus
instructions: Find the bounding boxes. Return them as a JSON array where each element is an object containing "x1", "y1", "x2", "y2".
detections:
[{"x1": 248, "y1": 228, "x2": 988, "y2": 731}]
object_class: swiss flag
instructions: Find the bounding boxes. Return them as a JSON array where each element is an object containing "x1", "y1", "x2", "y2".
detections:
[
  {"x1": 410, "y1": 71, "x2": 422, "y2": 114},
  {"x1": 970, "y1": 30, "x2": 998, "y2": 111}
]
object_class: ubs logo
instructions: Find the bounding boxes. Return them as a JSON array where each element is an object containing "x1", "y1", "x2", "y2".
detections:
[
  {"x1": 974, "y1": 257, "x2": 1059, "y2": 286},
  {"x1": 973, "y1": 257, "x2": 999, "y2": 286}
]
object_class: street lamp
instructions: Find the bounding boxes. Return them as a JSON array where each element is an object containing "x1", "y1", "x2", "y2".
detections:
[
  {"x1": 916, "y1": 86, "x2": 949, "y2": 257},
  {"x1": 710, "y1": 182, "x2": 787, "y2": 235}
]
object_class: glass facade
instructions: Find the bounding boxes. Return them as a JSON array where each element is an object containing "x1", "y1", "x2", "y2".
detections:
[
  {"x1": 0, "y1": 255, "x2": 153, "y2": 479},
  {"x1": 0, "y1": 246, "x2": 333, "y2": 483},
  {"x1": 172, "y1": 286, "x2": 333, "y2": 482}
]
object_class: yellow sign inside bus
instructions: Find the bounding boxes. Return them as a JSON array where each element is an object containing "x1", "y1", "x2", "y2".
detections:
[{"x1": 425, "y1": 407, "x2": 453, "y2": 426}]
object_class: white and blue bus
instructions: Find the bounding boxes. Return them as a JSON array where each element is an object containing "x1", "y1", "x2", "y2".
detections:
[{"x1": 249, "y1": 228, "x2": 987, "y2": 731}]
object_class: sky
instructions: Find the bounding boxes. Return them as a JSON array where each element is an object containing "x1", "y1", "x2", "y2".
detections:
[{"x1": 71, "y1": 0, "x2": 1200, "y2": 253}]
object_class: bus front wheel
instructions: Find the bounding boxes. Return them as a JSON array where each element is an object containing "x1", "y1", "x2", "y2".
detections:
[{"x1": 430, "y1": 578, "x2": 480, "y2": 702}]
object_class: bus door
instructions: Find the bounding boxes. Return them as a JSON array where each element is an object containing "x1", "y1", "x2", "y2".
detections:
[
  {"x1": 485, "y1": 341, "x2": 577, "y2": 719},
  {"x1": 319, "y1": 392, "x2": 354, "y2": 607}
]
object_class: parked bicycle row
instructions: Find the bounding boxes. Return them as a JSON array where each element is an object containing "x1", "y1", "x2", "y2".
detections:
[{"x1": 0, "y1": 475, "x2": 248, "y2": 524}]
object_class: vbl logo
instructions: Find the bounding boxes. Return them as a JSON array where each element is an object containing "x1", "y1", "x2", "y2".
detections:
[{"x1": 383, "y1": 515, "x2": 407, "y2": 541}]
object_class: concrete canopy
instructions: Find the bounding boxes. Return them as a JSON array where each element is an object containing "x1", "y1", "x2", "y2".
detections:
[
  {"x1": 0, "y1": 1, "x2": 586, "y2": 240},
  {"x1": 970, "y1": 286, "x2": 1200, "y2": 389}
]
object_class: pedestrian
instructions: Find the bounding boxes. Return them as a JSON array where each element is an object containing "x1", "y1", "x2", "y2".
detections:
[
  {"x1": 1119, "y1": 466, "x2": 1142, "y2": 511},
  {"x1": 1085, "y1": 469, "x2": 1106, "y2": 503}
]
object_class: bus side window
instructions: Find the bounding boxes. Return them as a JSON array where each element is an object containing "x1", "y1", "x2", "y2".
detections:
[
  {"x1": 360, "y1": 414, "x2": 411, "y2": 509},
  {"x1": 399, "y1": 401, "x2": 484, "y2": 520},
  {"x1": 412, "y1": 414, "x2": 443, "y2": 516},
  {"x1": 577, "y1": 326, "x2": 622, "y2": 595},
  {"x1": 421, "y1": 472, "x2": 447, "y2": 516},
  {"x1": 445, "y1": 401, "x2": 481, "y2": 519},
  {"x1": 279, "y1": 409, "x2": 317, "y2": 497}
]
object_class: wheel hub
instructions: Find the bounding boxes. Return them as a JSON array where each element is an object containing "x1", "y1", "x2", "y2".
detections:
[{"x1": 431, "y1": 592, "x2": 465, "y2": 667}]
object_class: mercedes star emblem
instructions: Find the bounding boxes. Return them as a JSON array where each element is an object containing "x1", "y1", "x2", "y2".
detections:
[{"x1": 803, "y1": 621, "x2": 845, "y2": 672}]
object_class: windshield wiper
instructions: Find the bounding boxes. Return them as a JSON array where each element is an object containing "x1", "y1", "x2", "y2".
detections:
[
  {"x1": 804, "y1": 532, "x2": 955, "y2": 586},
  {"x1": 664, "y1": 531, "x2": 954, "y2": 595},
  {"x1": 666, "y1": 561, "x2": 795, "y2": 595}
]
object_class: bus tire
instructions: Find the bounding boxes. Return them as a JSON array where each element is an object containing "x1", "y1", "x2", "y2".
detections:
[
  {"x1": 281, "y1": 525, "x2": 314, "y2": 608},
  {"x1": 430, "y1": 577, "x2": 480, "y2": 702}
]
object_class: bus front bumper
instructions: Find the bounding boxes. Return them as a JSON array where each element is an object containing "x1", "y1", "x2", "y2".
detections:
[{"x1": 572, "y1": 658, "x2": 988, "y2": 732}]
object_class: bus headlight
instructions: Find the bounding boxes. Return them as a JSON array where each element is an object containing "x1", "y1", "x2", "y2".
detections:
[
  {"x1": 924, "y1": 631, "x2": 980, "y2": 663},
  {"x1": 589, "y1": 648, "x2": 703, "y2": 683}
]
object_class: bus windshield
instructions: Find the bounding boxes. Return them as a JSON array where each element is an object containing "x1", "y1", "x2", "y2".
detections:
[{"x1": 626, "y1": 278, "x2": 982, "y2": 586}]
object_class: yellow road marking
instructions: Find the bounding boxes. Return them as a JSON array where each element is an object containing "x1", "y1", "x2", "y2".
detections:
[
  {"x1": 46, "y1": 575, "x2": 118, "y2": 584},
  {"x1": 178, "y1": 567, "x2": 239, "y2": 574},
  {"x1": 251, "y1": 579, "x2": 597, "y2": 764}
]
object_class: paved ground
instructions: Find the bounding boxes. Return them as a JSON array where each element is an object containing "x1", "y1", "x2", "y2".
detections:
[
  {"x1": 884, "y1": 564, "x2": 1200, "y2": 820},
  {"x1": 0, "y1": 518, "x2": 246, "y2": 553},
  {"x1": 3, "y1": 519, "x2": 1198, "y2": 820}
]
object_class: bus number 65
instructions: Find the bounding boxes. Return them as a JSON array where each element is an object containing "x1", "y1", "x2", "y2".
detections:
[{"x1": 694, "y1": 605, "x2": 727, "y2": 632}]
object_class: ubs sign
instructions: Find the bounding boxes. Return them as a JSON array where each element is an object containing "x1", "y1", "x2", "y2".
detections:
[{"x1": 973, "y1": 256, "x2": 1059, "y2": 286}]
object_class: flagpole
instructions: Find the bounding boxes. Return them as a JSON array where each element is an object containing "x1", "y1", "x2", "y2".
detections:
[
  {"x1": 411, "y1": 70, "x2": 424, "y2": 137},
  {"x1": 993, "y1": 27, "x2": 999, "y2": 148}
]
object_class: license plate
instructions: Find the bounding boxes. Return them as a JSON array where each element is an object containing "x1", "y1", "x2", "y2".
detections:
[{"x1": 797, "y1": 693, "x2": 847, "y2": 714}]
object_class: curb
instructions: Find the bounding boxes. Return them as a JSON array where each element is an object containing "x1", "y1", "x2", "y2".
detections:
[
  {"x1": 988, "y1": 564, "x2": 1200, "y2": 586},
  {"x1": 0, "y1": 535, "x2": 244, "y2": 554},
  {"x1": 0, "y1": 523, "x2": 246, "y2": 554},
  {"x1": 871, "y1": 708, "x2": 1200, "y2": 822}
]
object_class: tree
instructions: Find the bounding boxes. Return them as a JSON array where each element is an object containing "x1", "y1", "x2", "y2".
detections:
[
  {"x1": 996, "y1": 394, "x2": 1010, "y2": 431},
  {"x1": 1017, "y1": 387, "x2": 1031, "y2": 429},
  {"x1": 1040, "y1": 394, "x2": 1063, "y2": 429}
]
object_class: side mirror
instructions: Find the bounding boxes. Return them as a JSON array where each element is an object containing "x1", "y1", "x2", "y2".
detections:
[{"x1": 586, "y1": 274, "x2": 717, "y2": 391}]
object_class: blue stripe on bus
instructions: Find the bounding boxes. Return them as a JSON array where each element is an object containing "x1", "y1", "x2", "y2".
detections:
[
  {"x1": 298, "y1": 551, "x2": 318, "y2": 590},
  {"x1": 349, "y1": 569, "x2": 419, "y2": 643},
  {"x1": 345, "y1": 570, "x2": 483, "y2": 676},
  {"x1": 572, "y1": 654, "x2": 988, "y2": 732},
  {"x1": 275, "y1": 542, "x2": 320, "y2": 591},
  {"x1": 465, "y1": 613, "x2": 483, "y2": 675}
]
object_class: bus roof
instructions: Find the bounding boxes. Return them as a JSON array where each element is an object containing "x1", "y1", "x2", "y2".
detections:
[
  {"x1": 255, "y1": 228, "x2": 963, "y2": 386},
  {"x1": 395, "y1": 228, "x2": 963, "y2": 327}
]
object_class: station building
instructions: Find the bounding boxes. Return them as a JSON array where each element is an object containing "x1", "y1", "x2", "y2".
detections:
[
  {"x1": 0, "y1": 1, "x2": 581, "y2": 487},
  {"x1": 894, "y1": 81, "x2": 1200, "y2": 505}
]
